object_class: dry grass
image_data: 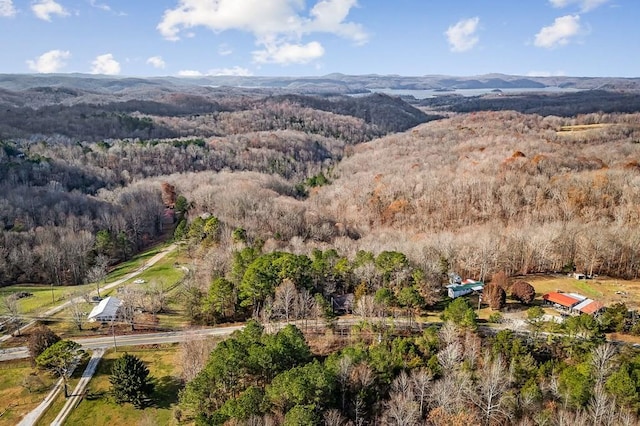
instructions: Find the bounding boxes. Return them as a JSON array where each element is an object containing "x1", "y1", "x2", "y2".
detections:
[
  {"x1": 557, "y1": 123, "x2": 609, "y2": 133},
  {"x1": 518, "y1": 274, "x2": 640, "y2": 309}
]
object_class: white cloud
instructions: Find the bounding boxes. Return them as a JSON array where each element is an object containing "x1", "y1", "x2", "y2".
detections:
[
  {"x1": 90, "y1": 53, "x2": 121, "y2": 74},
  {"x1": 157, "y1": 0, "x2": 368, "y2": 65},
  {"x1": 146, "y1": 56, "x2": 166, "y2": 69},
  {"x1": 31, "y1": 0, "x2": 69, "y2": 21},
  {"x1": 26, "y1": 49, "x2": 70, "y2": 73},
  {"x1": 0, "y1": 0, "x2": 16, "y2": 17},
  {"x1": 526, "y1": 70, "x2": 566, "y2": 77},
  {"x1": 208, "y1": 66, "x2": 252, "y2": 76},
  {"x1": 218, "y1": 43, "x2": 233, "y2": 56},
  {"x1": 177, "y1": 70, "x2": 203, "y2": 77},
  {"x1": 253, "y1": 41, "x2": 325, "y2": 64},
  {"x1": 89, "y1": 0, "x2": 110, "y2": 12},
  {"x1": 534, "y1": 15, "x2": 581, "y2": 48},
  {"x1": 549, "y1": 0, "x2": 609, "y2": 12},
  {"x1": 445, "y1": 17, "x2": 480, "y2": 52}
]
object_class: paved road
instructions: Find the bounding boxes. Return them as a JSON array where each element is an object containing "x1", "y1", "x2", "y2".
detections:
[
  {"x1": 0, "y1": 244, "x2": 177, "y2": 343},
  {"x1": 0, "y1": 325, "x2": 245, "y2": 362}
]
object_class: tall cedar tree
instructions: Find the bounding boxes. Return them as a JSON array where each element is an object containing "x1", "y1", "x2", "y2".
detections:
[
  {"x1": 110, "y1": 353, "x2": 154, "y2": 408},
  {"x1": 511, "y1": 280, "x2": 536, "y2": 304},
  {"x1": 483, "y1": 283, "x2": 506, "y2": 310}
]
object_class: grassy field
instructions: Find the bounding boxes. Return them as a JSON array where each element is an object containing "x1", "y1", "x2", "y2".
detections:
[
  {"x1": 0, "y1": 358, "x2": 57, "y2": 426},
  {"x1": 557, "y1": 123, "x2": 608, "y2": 133},
  {"x1": 0, "y1": 245, "x2": 170, "y2": 318},
  {"x1": 1, "y1": 244, "x2": 190, "y2": 344},
  {"x1": 0, "y1": 283, "x2": 96, "y2": 316},
  {"x1": 63, "y1": 344, "x2": 182, "y2": 426},
  {"x1": 522, "y1": 274, "x2": 640, "y2": 308}
]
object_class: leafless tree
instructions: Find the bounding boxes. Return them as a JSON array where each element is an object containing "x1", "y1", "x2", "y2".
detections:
[
  {"x1": 2, "y1": 293, "x2": 21, "y2": 335},
  {"x1": 86, "y1": 254, "x2": 110, "y2": 298},
  {"x1": 337, "y1": 355, "x2": 353, "y2": 411},
  {"x1": 324, "y1": 409, "x2": 348, "y2": 426},
  {"x1": 410, "y1": 368, "x2": 432, "y2": 418},
  {"x1": 466, "y1": 354, "x2": 513, "y2": 426},
  {"x1": 272, "y1": 279, "x2": 297, "y2": 323},
  {"x1": 353, "y1": 295, "x2": 376, "y2": 320},
  {"x1": 463, "y1": 330, "x2": 482, "y2": 369},
  {"x1": 295, "y1": 288, "x2": 315, "y2": 330},
  {"x1": 384, "y1": 392, "x2": 420, "y2": 426},
  {"x1": 144, "y1": 281, "x2": 167, "y2": 319},
  {"x1": 67, "y1": 294, "x2": 86, "y2": 331},
  {"x1": 590, "y1": 343, "x2": 616, "y2": 387},
  {"x1": 119, "y1": 287, "x2": 138, "y2": 331},
  {"x1": 350, "y1": 363, "x2": 374, "y2": 426},
  {"x1": 179, "y1": 336, "x2": 217, "y2": 382}
]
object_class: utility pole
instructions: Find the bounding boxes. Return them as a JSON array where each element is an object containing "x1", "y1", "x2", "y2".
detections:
[{"x1": 111, "y1": 317, "x2": 117, "y2": 352}]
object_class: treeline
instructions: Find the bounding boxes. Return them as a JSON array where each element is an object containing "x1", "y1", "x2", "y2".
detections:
[
  {"x1": 178, "y1": 314, "x2": 640, "y2": 425},
  {"x1": 417, "y1": 90, "x2": 640, "y2": 117}
]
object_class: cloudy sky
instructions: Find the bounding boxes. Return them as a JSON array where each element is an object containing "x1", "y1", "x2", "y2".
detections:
[{"x1": 0, "y1": 0, "x2": 635, "y2": 77}]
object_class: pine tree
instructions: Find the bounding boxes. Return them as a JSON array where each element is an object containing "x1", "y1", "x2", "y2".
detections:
[{"x1": 110, "y1": 353, "x2": 154, "y2": 408}]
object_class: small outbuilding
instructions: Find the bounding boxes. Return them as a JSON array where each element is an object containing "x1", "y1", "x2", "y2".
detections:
[
  {"x1": 87, "y1": 296, "x2": 122, "y2": 322},
  {"x1": 447, "y1": 280, "x2": 485, "y2": 299}
]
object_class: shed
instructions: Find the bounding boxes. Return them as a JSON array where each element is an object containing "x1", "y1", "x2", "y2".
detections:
[
  {"x1": 578, "y1": 300, "x2": 604, "y2": 315},
  {"x1": 87, "y1": 296, "x2": 122, "y2": 322},
  {"x1": 542, "y1": 292, "x2": 580, "y2": 310}
]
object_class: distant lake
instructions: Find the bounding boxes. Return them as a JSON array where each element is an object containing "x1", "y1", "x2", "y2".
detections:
[{"x1": 367, "y1": 87, "x2": 583, "y2": 99}]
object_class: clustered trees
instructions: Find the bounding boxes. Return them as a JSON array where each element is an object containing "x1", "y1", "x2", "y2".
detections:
[
  {"x1": 178, "y1": 243, "x2": 436, "y2": 326},
  {"x1": 179, "y1": 318, "x2": 640, "y2": 425}
]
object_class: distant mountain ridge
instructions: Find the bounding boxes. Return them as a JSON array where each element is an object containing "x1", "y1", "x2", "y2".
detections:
[{"x1": 0, "y1": 73, "x2": 638, "y2": 96}]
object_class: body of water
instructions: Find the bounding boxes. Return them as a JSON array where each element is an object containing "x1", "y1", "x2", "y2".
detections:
[{"x1": 369, "y1": 87, "x2": 583, "y2": 99}]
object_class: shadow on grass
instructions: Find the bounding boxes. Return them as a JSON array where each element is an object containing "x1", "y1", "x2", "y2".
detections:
[
  {"x1": 85, "y1": 390, "x2": 107, "y2": 401},
  {"x1": 151, "y1": 375, "x2": 182, "y2": 409}
]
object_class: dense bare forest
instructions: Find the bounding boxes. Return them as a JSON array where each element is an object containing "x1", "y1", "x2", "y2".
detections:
[
  {"x1": 2, "y1": 77, "x2": 640, "y2": 288},
  {"x1": 4, "y1": 75, "x2": 640, "y2": 424}
]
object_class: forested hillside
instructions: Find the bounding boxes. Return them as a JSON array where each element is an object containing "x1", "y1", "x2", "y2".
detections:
[
  {"x1": 3, "y1": 77, "x2": 640, "y2": 290},
  {"x1": 0, "y1": 85, "x2": 431, "y2": 285}
]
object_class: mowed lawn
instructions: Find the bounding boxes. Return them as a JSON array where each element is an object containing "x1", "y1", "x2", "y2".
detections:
[
  {"x1": 0, "y1": 358, "x2": 57, "y2": 426},
  {"x1": 63, "y1": 345, "x2": 183, "y2": 426}
]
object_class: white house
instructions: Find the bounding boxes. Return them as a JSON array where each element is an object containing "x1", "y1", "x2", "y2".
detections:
[
  {"x1": 446, "y1": 279, "x2": 485, "y2": 299},
  {"x1": 87, "y1": 296, "x2": 122, "y2": 322}
]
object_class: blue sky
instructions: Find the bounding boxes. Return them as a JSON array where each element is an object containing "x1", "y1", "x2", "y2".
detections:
[{"x1": 0, "y1": 0, "x2": 636, "y2": 77}]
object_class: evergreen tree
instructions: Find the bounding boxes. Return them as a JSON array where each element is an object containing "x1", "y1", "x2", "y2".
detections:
[{"x1": 110, "y1": 353, "x2": 154, "y2": 408}]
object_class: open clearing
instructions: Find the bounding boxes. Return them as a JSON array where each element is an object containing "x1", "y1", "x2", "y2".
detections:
[
  {"x1": 557, "y1": 123, "x2": 609, "y2": 133},
  {"x1": 517, "y1": 274, "x2": 640, "y2": 309},
  {"x1": 62, "y1": 344, "x2": 182, "y2": 426}
]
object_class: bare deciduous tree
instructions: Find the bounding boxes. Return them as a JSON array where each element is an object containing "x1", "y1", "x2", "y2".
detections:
[
  {"x1": 2, "y1": 293, "x2": 21, "y2": 335},
  {"x1": 272, "y1": 279, "x2": 297, "y2": 323},
  {"x1": 179, "y1": 336, "x2": 217, "y2": 382},
  {"x1": 67, "y1": 294, "x2": 86, "y2": 331}
]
